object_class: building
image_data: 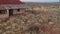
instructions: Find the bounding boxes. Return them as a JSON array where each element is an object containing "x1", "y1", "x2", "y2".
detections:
[{"x1": 0, "y1": 0, "x2": 31, "y2": 19}]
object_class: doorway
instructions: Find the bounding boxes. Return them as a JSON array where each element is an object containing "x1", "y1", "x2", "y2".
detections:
[{"x1": 9, "y1": 9, "x2": 13, "y2": 16}]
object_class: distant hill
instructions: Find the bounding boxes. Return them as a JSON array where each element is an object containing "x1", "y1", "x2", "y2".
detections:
[
  {"x1": 48, "y1": 2, "x2": 60, "y2": 4},
  {"x1": 24, "y1": 2, "x2": 60, "y2": 7}
]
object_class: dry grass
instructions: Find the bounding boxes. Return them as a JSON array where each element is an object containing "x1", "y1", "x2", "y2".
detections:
[{"x1": 0, "y1": 3, "x2": 60, "y2": 34}]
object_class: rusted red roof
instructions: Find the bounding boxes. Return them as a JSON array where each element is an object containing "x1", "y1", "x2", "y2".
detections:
[{"x1": 0, "y1": 0, "x2": 23, "y2": 4}]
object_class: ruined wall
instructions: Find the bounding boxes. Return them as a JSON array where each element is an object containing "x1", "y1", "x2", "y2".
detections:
[
  {"x1": 13, "y1": 9, "x2": 26, "y2": 15},
  {"x1": 0, "y1": 10, "x2": 9, "y2": 19}
]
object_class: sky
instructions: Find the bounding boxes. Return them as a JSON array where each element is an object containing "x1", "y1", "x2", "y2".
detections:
[{"x1": 20, "y1": 0, "x2": 59, "y2": 2}]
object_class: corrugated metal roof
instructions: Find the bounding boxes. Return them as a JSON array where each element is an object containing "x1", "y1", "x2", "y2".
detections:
[{"x1": 0, "y1": 5, "x2": 31, "y2": 10}]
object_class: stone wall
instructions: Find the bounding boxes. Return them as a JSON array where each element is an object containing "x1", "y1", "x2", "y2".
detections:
[
  {"x1": 0, "y1": 10, "x2": 9, "y2": 19},
  {"x1": 13, "y1": 9, "x2": 26, "y2": 15}
]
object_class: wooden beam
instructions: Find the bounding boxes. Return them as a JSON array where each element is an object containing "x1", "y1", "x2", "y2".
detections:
[{"x1": 7, "y1": 9, "x2": 9, "y2": 16}]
